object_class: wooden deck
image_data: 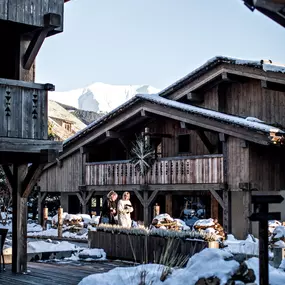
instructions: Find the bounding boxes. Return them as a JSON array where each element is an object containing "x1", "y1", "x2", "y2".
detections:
[{"x1": 0, "y1": 261, "x2": 128, "y2": 285}]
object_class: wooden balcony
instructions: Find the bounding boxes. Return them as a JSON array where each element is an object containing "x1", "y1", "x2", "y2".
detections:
[
  {"x1": 85, "y1": 154, "x2": 224, "y2": 187},
  {"x1": 0, "y1": 78, "x2": 61, "y2": 161}
]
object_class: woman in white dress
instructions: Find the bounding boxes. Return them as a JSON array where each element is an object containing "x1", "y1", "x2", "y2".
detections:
[{"x1": 117, "y1": 192, "x2": 133, "y2": 227}]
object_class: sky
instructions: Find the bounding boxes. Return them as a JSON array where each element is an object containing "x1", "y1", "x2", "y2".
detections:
[{"x1": 36, "y1": 0, "x2": 285, "y2": 92}]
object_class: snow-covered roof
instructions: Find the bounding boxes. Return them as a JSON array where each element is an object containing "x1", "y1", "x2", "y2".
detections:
[
  {"x1": 159, "y1": 56, "x2": 285, "y2": 97},
  {"x1": 63, "y1": 93, "x2": 284, "y2": 149},
  {"x1": 137, "y1": 94, "x2": 285, "y2": 135}
]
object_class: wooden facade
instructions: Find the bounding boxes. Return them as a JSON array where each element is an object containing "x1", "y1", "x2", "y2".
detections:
[
  {"x1": 39, "y1": 57, "x2": 285, "y2": 239},
  {"x1": 0, "y1": 0, "x2": 65, "y2": 274}
]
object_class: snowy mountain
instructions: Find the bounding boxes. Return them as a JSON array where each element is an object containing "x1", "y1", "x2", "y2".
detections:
[{"x1": 48, "y1": 82, "x2": 160, "y2": 113}]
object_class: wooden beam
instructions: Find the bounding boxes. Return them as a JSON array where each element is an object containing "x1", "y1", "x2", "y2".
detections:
[
  {"x1": 261, "y1": 80, "x2": 285, "y2": 92},
  {"x1": 86, "y1": 183, "x2": 224, "y2": 192},
  {"x1": 186, "y1": 92, "x2": 204, "y2": 103},
  {"x1": 133, "y1": 189, "x2": 145, "y2": 206},
  {"x1": 142, "y1": 103, "x2": 270, "y2": 146},
  {"x1": 85, "y1": 191, "x2": 95, "y2": 204},
  {"x1": 105, "y1": 130, "x2": 122, "y2": 138},
  {"x1": 180, "y1": 121, "x2": 186, "y2": 129},
  {"x1": 146, "y1": 189, "x2": 159, "y2": 207},
  {"x1": 119, "y1": 138, "x2": 129, "y2": 150},
  {"x1": 23, "y1": 13, "x2": 61, "y2": 70},
  {"x1": 144, "y1": 132, "x2": 173, "y2": 138},
  {"x1": 165, "y1": 194, "x2": 172, "y2": 216},
  {"x1": 209, "y1": 189, "x2": 225, "y2": 209},
  {"x1": 22, "y1": 164, "x2": 45, "y2": 198},
  {"x1": 141, "y1": 109, "x2": 147, "y2": 117},
  {"x1": 219, "y1": 133, "x2": 226, "y2": 142},
  {"x1": 2, "y1": 165, "x2": 13, "y2": 189},
  {"x1": 0, "y1": 137, "x2": 62, "y2": 153},
  {"x1": 196, "y1": 130, "x2": 216, "y2": 154}
]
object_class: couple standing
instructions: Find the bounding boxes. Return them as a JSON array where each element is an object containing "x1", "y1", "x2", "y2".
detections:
[{"x1": 100, "y1": 190, "x2": 133, "y2": 227}]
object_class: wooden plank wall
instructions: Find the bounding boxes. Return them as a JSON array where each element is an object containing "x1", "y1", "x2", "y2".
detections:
[
  {"x1": 159, "y1": 120, "x2": 218, "y2": 157},
  {"x1": 249, "y1": 145, "x2": 285, "y2": 191},
  {"x1": 225, "y1": 79, "x2": 285, "y2": 126},
  {"x1": 38, "y1": 151, "x2": 81, "y2": 192},
  {"x1": 0, "y1": 0, "x2": 64, "y2": 29},
  {"x1": 0, "y1": 84, "x2": 47, "y2": 139},
  {"x1": 200, "y1": 86, "x2": 219, "y2": 111},
  {"x1": 226, "y1": 137, "x2": 249, "y2": 191}
]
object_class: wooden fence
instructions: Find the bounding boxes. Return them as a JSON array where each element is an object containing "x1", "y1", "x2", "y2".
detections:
[
  {"x1": 88, "y1": 230, "x2": 208, "y2": 263},
  {"x1": 85, "y1": 155, "x2": 224, "y2": 186}
]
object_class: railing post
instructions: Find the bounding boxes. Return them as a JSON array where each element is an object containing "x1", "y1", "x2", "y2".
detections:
[
  {"x1": 58, "y1": 206, "x2": 63, "y2": 238},
  {"x1": 42, "y1": 206, "x2": 48, "y2": 230}
]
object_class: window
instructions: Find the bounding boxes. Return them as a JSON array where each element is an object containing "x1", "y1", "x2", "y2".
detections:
[
  {"x1": 64, "y1": 123, "x2": 71, "y2": 132},
  {"x1": 91, "y1": 198, "x2": 97, "y2": 208},
  {"x1": 178, "y1": 134, "x2": 190, "y2": 153}
]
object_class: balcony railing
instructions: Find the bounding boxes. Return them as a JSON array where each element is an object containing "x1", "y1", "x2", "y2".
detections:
[
  {"x1": 85, "y1": 154, "x2": 224, "y2": 186},
  {"x1": 0, "y1": 78, "x2": 52, "y2": 140}
]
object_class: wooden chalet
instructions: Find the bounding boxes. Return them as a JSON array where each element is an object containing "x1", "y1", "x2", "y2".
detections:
[
  {"x1": 38, "y1": 57, "x2": 285, "y2": 239},
  {"x1": 0, "y1": 0, "x2": 68, "y2": 273}
]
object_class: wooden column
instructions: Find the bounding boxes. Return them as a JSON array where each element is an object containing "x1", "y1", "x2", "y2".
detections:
[
  {"x1": 60, "y1": 193, "x2": 69, "y2": 213},
  {"x1": 12, "y1": 165, "x2": 28, "y2": 273},
  {"x1": 243, "y1": 189, "x2": 252, "y2": 236},
  {"x1": 134, "y1": 189, "x2": 159, "y2": 226},
  {"x1": 38, "y1": 192, "x2": 47, "y2": 226},
  {"x1": 211, "y1": 194, "x2": 219, "y2": 219},
  {"x1": 220, "y1": 133, "x2": 230, "y2": 233},
  {"x1": 165, "y1": 193, "x2": 172, "y2": 216},
  {"x1": 143, "y1": 191, "x2": 149, "y2": 226}
]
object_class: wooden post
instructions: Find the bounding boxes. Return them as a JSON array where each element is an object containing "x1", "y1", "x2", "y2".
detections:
[
  {"x1": 165, "y1": 194, "x2": 172, "y2": 216},
  {"x1": 58, "y1": 206, "x2": 63, "y2": 238},
  {"x1": 43, "y1": 206, "x2": 48, "y2": 230},
  {"x1": 249, "y1": 193, "x2": 284, "y2": 285},
  {"x1": 258, "y1": 203, "x2": 269, "y2": 285},
  {"x1": 143, "y1": 191, "x2": 149, "y2": 226},
  {"x1": 12, "y1": 165, "x2": 28, "y2": 273},
  {"x1": 211, "y1": 194, "x2": 219, "y2": 219}
]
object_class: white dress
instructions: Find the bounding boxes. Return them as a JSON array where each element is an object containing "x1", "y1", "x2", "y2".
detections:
[{"x1": 117, "y1": 199, "x2": 133, "y2": 227}]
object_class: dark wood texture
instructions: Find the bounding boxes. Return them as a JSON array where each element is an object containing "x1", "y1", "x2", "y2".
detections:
[
  {"x1": 0, "y1": 0, "x2": 64, "y2": 32},
  {"x1": 89, "y1": 230, "x2": 208, "y2": 263},
  {"x1": 12, "y1": 165, "x2": 28, "y2": 273},
  {"x1": 0, "y1": 79, "x2": 49, "y2": 140},
  {"x1": 85, "y1": 155, "x2": 224, "y2": 186},
  {"x1": 0, "y1": 261, "x2": 128, "y2": 285},
  {"x1": 38, "y1": 151, "x2": 81, "y2": 192}
]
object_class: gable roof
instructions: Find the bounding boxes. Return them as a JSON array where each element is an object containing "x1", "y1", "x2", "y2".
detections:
[
  {"x1": 158, "y1": 56, "x2": 285, "y2": 99},
  {"x1": 62, "y1": 93, "x2": 284, "y2": 151},
  {"x1": 48, "y1": 100, "x2": 86, "y2": 132}
]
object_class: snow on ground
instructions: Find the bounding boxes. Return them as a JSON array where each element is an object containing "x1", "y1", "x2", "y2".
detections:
[
  {"x1": 27, "y1": 223, "x2": 42, "y2": 232},
  {"x1": 247, "y1": 257, "x2": 285, "y2": 285},
  {"x1": 223, "y1": 234, "x2": 259, "y2": 255},
  {"x1": 27, "y1": 240, "x2": 78, "y2": 253},
  {"x1": 78, "y1": 249, "x2": 239, "y2": 285},
  {"x1": 28, "y1": 228, "x2": 88, "y2": 240}
]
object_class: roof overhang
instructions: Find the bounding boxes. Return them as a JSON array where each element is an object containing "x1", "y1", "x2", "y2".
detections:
[
  {"x1": 159, "y1": 58, "x2": 285, "y2": 101},
  {"x1": 48, "y1": 95, "x2": 284, "y2": 168},
  {"x1": 243, "y1": 0, "x2": 285, "y2": 28}
]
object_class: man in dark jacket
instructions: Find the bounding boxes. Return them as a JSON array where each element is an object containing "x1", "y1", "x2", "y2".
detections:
[{"x1": 99, "y1": 190, "x2": 118, "y2": 225}]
